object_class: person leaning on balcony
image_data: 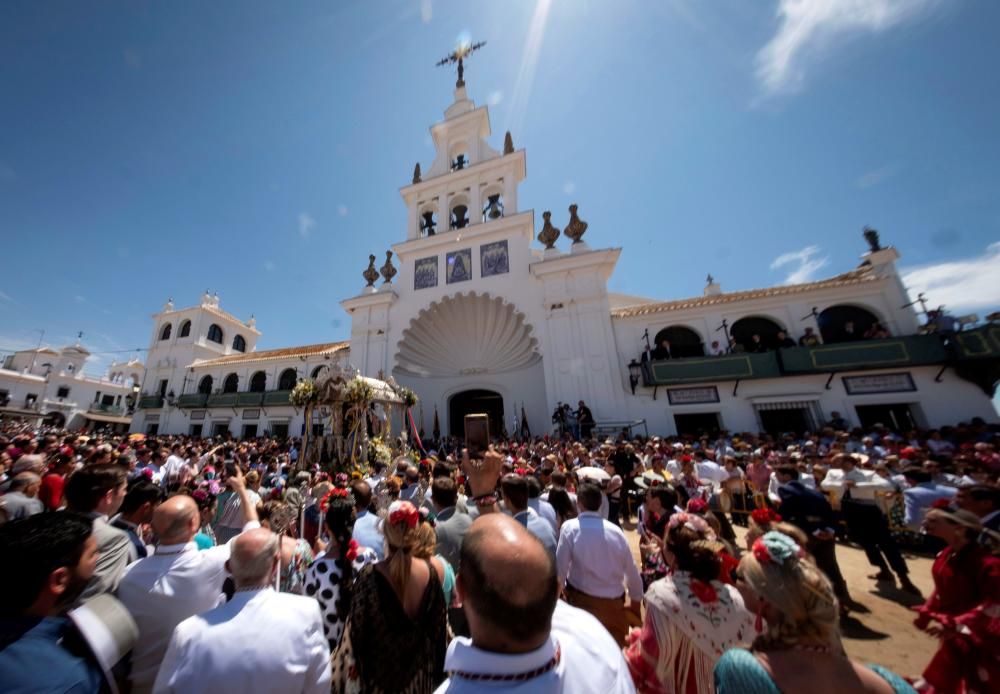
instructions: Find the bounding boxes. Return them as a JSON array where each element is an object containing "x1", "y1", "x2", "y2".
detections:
[
  {"x1": 651, "y1": 339, "x2": 672, "y2": 360},
  {"x1": 775, "y1": 331, "x2": 796, "y2": 348},
  {"x1": 798, "y1": 327, "x2": 821, "y2": 346}
]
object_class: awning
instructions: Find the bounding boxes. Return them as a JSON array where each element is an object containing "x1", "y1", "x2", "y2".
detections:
[
  {"x1": 83, "y1": 412, "x2": 134, "y2": 425},
  {"x1": 754, "y1": 401, "x2": 816, "y2": 411}
]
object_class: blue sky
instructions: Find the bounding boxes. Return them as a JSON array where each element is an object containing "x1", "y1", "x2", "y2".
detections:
[{"x1": 1, "y1": 0, "x2": 999, "y2": 377}]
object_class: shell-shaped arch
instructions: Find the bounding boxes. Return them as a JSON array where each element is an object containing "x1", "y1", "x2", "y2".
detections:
[{"x1": 395, "y1": 292, "x2": 541, "y2": 378}]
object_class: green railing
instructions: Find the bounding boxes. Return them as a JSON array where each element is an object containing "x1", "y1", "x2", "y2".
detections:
[
  {"x1": 236, "y1": 392, "x2": 264, "y2": 406},
  {"x1": 780, "y1": 334, "x2": 948, "y2": 374},
  {"x1": 953, "y1": 325, "x2": 1000, "y2": 359},
  {"x1": 138, "y1": 395, "x2": 164, "y2": 409},
  {"x1": 206, "y1": 393, "x2": 238, "y2": 407},
  {"x1": 263, "y1": 390, "x2": 291, "y2": 406},
  {"x1": 89, "y1": 403, "x2": 126, "y2": 415},
  {"x1": 642, "y1": 352, "x2": 781, "y2": 386},
  {"x1": 176, "y1": 393, "x2": 208, "y2": 408}
]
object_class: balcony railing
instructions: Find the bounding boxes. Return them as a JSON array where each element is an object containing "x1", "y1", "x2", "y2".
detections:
[
  {"x1": 638, "y1": 327, "x2": 1000, "y2": 388},
  {"x1": 263, "y1": 390, "x2": 291, "y2": 406},
  {"x1": 236, "y1": 392, "x2": 264, "y2": 406},
  {"x1": 176, "y1": 393, "x2": 208, "y2": 408},
  {"x1": 206, "y1": 393, "x2": 238, "y2": 407},
  {"x1": 89, "y1": 403, "x2": 126, "y2": 415},
  {"x1": 642, "y1": 352, "x2": 781, "y2": 386},
  {"x1": 138, "y1": 395, "x2": 164, "y2": 409}
]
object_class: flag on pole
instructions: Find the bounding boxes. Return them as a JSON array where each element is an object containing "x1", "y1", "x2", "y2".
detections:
[
  {"x1": 432, "y1": 406, "x2": 441, "y2": 441},
  {"x1": 407, "y1": 409, "x2": 426, "y2": 455},
  {"x1": 521, "y1": 404, "x2": 531, "y2": 439}
]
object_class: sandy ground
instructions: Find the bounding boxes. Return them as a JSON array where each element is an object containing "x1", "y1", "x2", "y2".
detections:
[{"x1": 624, "y1": 522, "x2": 937, "y2": 679}]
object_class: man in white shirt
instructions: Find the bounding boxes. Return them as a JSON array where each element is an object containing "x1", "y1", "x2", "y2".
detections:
[
  {"x1": 154, "y1": 527, "x2": 330, "y2": 694},
  {"x1": 214, "y1": 467, "x2": 262, "y2": 543},
  {"x1": 435, "y1": 514, "x2": 634, "y2": 693},
  {"x1": 117, "y1": 468, "x2": 260, "y2": 694},
  {"x1": 822, "y1": 454, "x2": 920, "y2": 595},
  {"x1": 555, "y1": 483, "x2": 642, "y2": 646}
]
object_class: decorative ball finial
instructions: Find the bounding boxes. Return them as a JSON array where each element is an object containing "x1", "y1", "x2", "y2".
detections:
[
  {"x1": 563, "y1": 204, "x2": 588, "y2": 244},
  {"x1": 503, "y1": 131, "x2": 514, "y2": 155},
  {"x1": 363, "y1": 255, "x2": 379, "y2": 287},
  {"x1": 380, "y1": 250, "x2": 397, "y2": 284},
  {"x1": 412, "y1": 162, "x2": 421, "y2": 184},
  {"x1": 538, "y1": 211, "x2": 561, "y2": 250}
]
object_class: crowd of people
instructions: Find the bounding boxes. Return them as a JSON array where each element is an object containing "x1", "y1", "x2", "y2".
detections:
[{"x1": 0, "y1": 414, "x2": 997, "y2": 693}]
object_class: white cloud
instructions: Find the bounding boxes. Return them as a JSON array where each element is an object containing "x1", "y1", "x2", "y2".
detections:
[
  {"x1": 562, "y1": 181, "x2": 576, "y2": 195},
  {"x1": 488, "y1": 90, "x2": 503, "y2": 106},
  {"x1": 298, "y1": 212, "x2": 316, "y2": 238},
  {"x1": 856, "y1": 163, "x2": 897, "y2": 189},
  {"x1": 420, "y1": 0, "x2": 432, "y2": 23},
  {"x1": 264, "y1": 261, "x2": 275, "y2": 272},
  {"x1": 337, "y1": 204, "x2": 348, "y2": 217},
  {"x1": 902, "y1": 242, "x2": 1000, "y2": 314},
  {"x1": 770, "y1": 245, "x2": 830, "y2": 284},
  {"x1": 756, "y1": 0, "x2": 938, "y2": 95}
]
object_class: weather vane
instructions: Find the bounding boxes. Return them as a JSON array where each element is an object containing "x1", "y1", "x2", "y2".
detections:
[{"x1": 436, "y1": 39, "x2": 486, "y2": 88}]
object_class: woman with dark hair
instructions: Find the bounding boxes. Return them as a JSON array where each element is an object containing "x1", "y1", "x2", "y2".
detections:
[
  {"x1": 547, "y1": 486, "x2": 578, "y2": 532},
  {"x1": 626, "y1": 512, "x2": 754, "y2": 694},
  {"x1": 302, "y1": 489, "x2": 377, "y2": 651}
]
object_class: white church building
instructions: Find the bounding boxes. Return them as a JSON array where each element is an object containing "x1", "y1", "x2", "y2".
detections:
[{"x1": 132, "y1": 74, "x2": 999, "y2": 440}]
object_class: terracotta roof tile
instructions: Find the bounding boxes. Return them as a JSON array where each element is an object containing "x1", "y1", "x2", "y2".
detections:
[
  {"x1": 190, "y1": 341, "x2": 349, "y2": 368},
  {"x1": 610, "y1": 266, "x2": 879, "y2": 318}
]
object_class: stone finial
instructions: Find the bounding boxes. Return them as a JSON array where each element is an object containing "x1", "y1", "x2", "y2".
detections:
[
  {"x1": 164, "y1": 297, "x2": 174, "y2": 311},
  {"x1": 863, "y1": 226, "x2": 882, "y2": 252},
  {"x1": 363, "y1": 255, "x2": 379, "y2": 287},
  {"x1": 706, "y1": 274, "x2": 714, "y2": 285},
  {"x1": 247, "y1": 314, "x2": 256, "y2": 329},
  {"x1": 412, "y1": 162, "x2": 422, "y2": 184},
  {"x1": 503, "y1": 131, "x2": 514, "y2": 155},
  {"x1": 563, "y1": 204, "x2": 588, "y2": 244},
  {"x1": 538, "y1": 211, "x2": 561, "y2": 249},
  {"x1": 380, "y1": 250, "x2": 397, "y2": 284}
]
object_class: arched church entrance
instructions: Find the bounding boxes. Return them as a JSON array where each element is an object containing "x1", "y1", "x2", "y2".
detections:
[{"x1": 449, "y1": 389, "x2": 504, "y2": 441}]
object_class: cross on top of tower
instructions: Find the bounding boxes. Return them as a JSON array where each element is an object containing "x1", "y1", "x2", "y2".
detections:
[{"x1": 436, "y1": 38, "x2": 486, "y2": 88}]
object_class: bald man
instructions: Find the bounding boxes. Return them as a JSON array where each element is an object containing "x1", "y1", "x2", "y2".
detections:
[
  {"x1": 155, "y1": 528, "x2": 330, "y2": 694},
  {"x1": 435, "y1": 514, "x2": 635, "y2": 693},
  {"x1": 116, "y1": 467, "x2": 260, "y2": 694}
]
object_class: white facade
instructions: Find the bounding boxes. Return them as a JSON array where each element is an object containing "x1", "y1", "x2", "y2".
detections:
[
  {"x1": 134, "y1": 80, "x2": 998, "y2": 439},
  {"x1": 0, "y1": 345, "x2": 144, "y2": 430}
]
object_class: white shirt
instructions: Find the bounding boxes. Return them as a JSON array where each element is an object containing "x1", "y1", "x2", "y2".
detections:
[
  {"x1": 434, "y1": 600, "x2": 635, "y2": 693},
  {"x1": 695, "y1": 461, "x2": 728, "y2": 488},
  {"x1": 821, "y1": 468, "x2": 892, "y2": 502},
  {"x1": 117, "y1": 521, "x2": 259, "y2": 694},
  {"x1": 153, "y1": 588, "x2": 331, "y2": 694},
  {"x1": 528, "y1": 497, "x2": 559, "y2": 534},
  {"x1": 556, "y1": 512, "x2": 642, "y2": 602},
  {"x1": 215, "y1": 488, "x2": 262, "y2": 529}
]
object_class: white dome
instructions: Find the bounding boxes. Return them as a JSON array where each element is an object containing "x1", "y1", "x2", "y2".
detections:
[{"x1": 395, "y1": 292, "x2": 541, "y2": 378}]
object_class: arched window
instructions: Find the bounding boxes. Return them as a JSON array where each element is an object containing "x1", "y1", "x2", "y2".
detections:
[
  {"x1": 232, "y1": 335, "x2": 246, "y2": 352},
  {"x1": 207, "y1": 324, "x2": 223, "y2": 344},
  {"x1": 277, "y1": 368, "x2": 297, "y2": 391},
  {"x1": 159, "y1": 324, "x2": 172, "y2": 341},
  {"x1": 311, "y1": 365, "x2": 325, "y2": 379},
  {"x1": 197, "y1": 375, "x2": 213, "y2": 395},
  {"x1": 818, "y1": 305, "x2": 880, "y2": 343},
  {"x1": 730, "y1": 316, "x2": 785, "y2": 352},
  {"x1": 179, "y1": 320, "x2": 191, "y2": 338},
  {"x1": 223, "y1": 373, "x2": 239, "y2": 393},
  {"x1": 249, "y1": 371, "x2": 266, "y2": 392},
  {"x1": 652, "y1": 326, "x2": 705, "y2": 359}
]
